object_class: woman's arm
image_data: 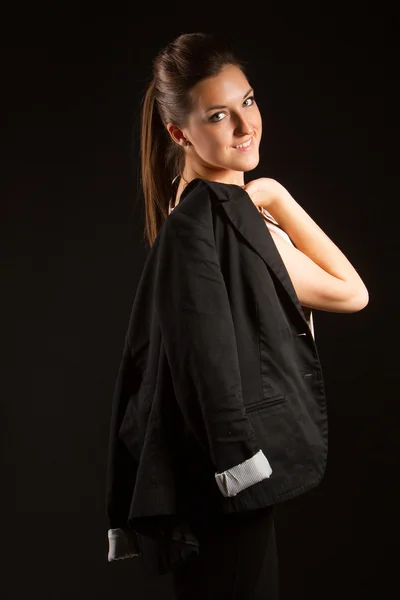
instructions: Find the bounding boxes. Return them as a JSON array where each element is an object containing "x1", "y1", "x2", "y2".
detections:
[{"x1": 244, "y1": 178, "x2": 369, "y2": 313}]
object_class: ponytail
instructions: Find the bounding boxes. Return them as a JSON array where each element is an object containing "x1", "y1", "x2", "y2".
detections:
[{"x1": 140, "y1": 79, "x2": 183, "y2": 248}]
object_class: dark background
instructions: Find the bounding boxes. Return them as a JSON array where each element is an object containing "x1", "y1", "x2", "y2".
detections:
[{"x1": 2, "y1": 5, "x2": 397, "y2": 599}]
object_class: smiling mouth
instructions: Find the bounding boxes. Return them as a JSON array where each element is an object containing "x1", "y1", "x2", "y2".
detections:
[{"x1": 232, "y1": 136, "x2": 254, "y2": 150}]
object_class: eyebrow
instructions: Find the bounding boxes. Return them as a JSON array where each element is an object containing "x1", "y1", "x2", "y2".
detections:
[{"x1": 205, "y1": 87, "x2": 254, "y2": 112}]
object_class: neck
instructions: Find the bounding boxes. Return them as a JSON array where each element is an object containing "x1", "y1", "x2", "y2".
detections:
[{"x1": 180, "y1": 166, "x2": 244, "y2": 188}]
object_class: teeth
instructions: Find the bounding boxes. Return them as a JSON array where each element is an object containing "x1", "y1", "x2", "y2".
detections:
[{"x1": 234, "y1": 139, "x2": 252, "y2": 149}]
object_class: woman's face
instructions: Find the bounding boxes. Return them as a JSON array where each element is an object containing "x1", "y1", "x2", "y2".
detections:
[{"x1": 169, "y1": 64, "x2": 262, "y2": 182}]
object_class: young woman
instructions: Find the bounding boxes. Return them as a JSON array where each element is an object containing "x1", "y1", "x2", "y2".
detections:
[{"x1": 108, "y1": 32, "x2": 368, "y2": 600}]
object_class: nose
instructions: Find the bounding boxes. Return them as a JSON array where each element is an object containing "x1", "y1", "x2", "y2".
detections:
[{"x1": 234, "y1": 114, "x2": 254, "y2": 136}]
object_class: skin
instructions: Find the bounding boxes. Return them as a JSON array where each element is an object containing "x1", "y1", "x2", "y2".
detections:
[{"x1": 165, "y1": 64, "x2": 369, "y2": 313}]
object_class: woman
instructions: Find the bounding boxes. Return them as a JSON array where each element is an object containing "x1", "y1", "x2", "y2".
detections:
[{"x1": 109, "y1": 32, "x2": 369, "y2": 599}]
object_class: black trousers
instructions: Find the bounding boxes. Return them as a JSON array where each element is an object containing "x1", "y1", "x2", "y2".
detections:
[{"x1": 172, "y1": 505, "x2": 279, "y2": 600}]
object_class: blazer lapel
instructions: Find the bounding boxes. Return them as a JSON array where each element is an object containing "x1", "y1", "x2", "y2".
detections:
[{"x1": 209, "y1": 181, "x2": 309, "y2": 326}]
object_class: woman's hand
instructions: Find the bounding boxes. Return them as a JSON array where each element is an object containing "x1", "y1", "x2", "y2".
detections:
[{"x1": 241, "y1": 177, "x2": 283, "y2": 211}]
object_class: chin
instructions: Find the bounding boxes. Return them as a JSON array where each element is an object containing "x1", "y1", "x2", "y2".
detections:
[
  {"x1": 209, "y1": 150, "x2": 260, "y2": 174},
  {"x1": 217, "y1": 152, "x2": 258, "y2": 173},
  {"x1": 234, "y1": 155, "x2": 260, "y2": 172},
  {"x1": 247, "y1": 156, "x2": 260, "y2": 171}
]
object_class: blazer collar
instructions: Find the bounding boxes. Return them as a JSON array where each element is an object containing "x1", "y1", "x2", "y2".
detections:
[{"x1": 202, "y1": 179, "x2": 309, "y2": 327}]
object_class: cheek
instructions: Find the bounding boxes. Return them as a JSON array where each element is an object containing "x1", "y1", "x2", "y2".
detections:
[
  {"x1": 196, "y1": 128, "x2": 230, "y2": 155},
  {"x1": 254, "y1": 108, "x2": 262, "y2": 131}
]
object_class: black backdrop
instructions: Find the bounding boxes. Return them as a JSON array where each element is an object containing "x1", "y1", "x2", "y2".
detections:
[{"x1": 2, "y1": 5, "x2": 396, "y2": 600}]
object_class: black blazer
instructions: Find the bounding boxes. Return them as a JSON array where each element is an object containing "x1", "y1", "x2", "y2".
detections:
[{"x1": 105, "y1": 178, "x2": 328, "y2": 576}]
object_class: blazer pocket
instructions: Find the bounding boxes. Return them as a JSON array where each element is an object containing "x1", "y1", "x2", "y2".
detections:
[{"x1": 245, "y1": 394, "x2": 285, "y2": 413}]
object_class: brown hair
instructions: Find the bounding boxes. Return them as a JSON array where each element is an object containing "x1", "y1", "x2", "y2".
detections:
[{"x1": 140, "y1": 32, "x2": 246, "y2": 247}]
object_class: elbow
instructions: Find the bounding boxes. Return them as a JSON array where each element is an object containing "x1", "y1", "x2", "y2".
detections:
[{"x1": 349, "y1": 285, "x2": 369, "y2": 312}]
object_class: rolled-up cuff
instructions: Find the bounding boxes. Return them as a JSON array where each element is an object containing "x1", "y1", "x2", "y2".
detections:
[
  {"x1": 108, "y1": 528, "x2": 141, "y2": 561},
  {"x1": 215, "y1": 449, "x2": 272, "y2": 497}
]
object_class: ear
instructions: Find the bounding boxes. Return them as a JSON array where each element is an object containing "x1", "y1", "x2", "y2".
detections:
[{"x1": 166, "y1": 123, "x2": 188, "y2": 147}]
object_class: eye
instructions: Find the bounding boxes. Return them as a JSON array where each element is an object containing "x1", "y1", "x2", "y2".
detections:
[
  {"x1": 210, "y1": 111, "x2": 226, "y2": 123},
  {"x1": 243, "y1": 95, "x2": 255, "y2": 107},
  {"x1": 209, "y1": 96, "x2": 256, "y2": 123}
]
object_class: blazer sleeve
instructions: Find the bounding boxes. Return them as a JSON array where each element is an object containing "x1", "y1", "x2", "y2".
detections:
[
  {"x1": 155, "y1": 193, "x2": 273, "y2": 498},
  {"x1": 105, "y1": 339, "x2": 142, "y2": 561}
]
